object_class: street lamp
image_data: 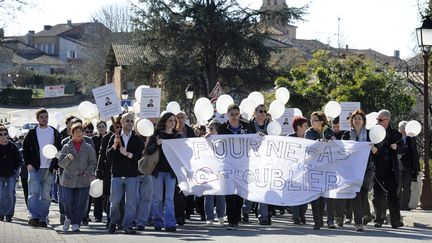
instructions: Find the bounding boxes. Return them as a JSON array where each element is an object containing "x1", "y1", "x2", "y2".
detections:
[
  {"x1": 416, "y1": 16, "x2": 432, "y2": 209},
  {"x1": 121, "y1": 89, "x2": 129, "y2": 112},
  {"x1": 185, "y1": 84, "x2": 194, "y2": 123}
]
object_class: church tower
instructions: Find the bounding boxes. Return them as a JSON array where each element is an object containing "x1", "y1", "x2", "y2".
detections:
[{"x1": 260, "y1": 0, "x2": 297, "y2": 40}]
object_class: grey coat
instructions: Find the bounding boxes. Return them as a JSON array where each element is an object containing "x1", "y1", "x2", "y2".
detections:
[{"x1": 58, "y1": 139, "x2": 97, "y2": 188}]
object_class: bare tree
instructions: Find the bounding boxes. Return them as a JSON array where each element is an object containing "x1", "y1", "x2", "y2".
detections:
[
  {"x1": 0, "y1": 0, "x2": 34, "y2": 28},
  {"x1": 91, "y1": 3, "x2": 133, "y2": 33}
]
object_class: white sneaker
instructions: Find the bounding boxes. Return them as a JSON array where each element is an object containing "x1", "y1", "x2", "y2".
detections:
[
  {"x1": 72, "y1": 224, "x2": 80, "y2": 232},
  {"x1": 206, "y1": 220, "x2": 213, "y2": 225},
  {"x1": 218, "y1": 217, "x2": 225, "y2": 225},
  {"x1": 63, "y1": 219, "x2": 71, "y2": 231}
]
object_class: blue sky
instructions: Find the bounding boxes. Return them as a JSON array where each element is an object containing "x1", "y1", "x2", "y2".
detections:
[{"x1": 2, "y1": 0, "x2": 423, "y2": 59}]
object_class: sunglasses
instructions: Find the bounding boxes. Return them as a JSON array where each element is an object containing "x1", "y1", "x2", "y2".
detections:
[
  {"x1": 85, "y1": 130, "x2": 93, "y2": 134},
  {"x1": 124, "y1": 119, "x2": 134, "y2": 123},
  {"x1": 0, "y1": 132, "x2": 8, "y2": 136},
  {"x1": 258, "y1": 110, "x2": 267, "y2": 113},
  {"x1": 377, "y1": 118, "x2": 387, "y2": 122}
]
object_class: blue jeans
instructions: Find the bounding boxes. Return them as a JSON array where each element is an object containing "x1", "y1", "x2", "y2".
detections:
[
  {"x1": 62, "y1": 187, "x2": 90, "y2": 225},
  {"x1": 28, "y1": 169, "x2": 53, "y2": 222},
  {"x1": 152, "y1": 172, "x2": 176, "y2": 228},
  {"x1": 110, "y1": 177, "x2": 138, "y2": 228},
  {"x1": 0, "y1": 175, "x2": 16, "y2": 216},
  {"x1": 242, "y1": 200, "x2": 269, "y2": 221},
  {"x1": 205, "y1": 195, "x2": 225, "y2": 220},
  {"x1": 136, "y1": 175, "x2": 154, "y2": 226}
]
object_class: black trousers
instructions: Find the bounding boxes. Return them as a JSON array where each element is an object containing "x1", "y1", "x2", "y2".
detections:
[
  {"x1": 225, "y1": 195, "x2": 243, "y2": 225},
  {"x1": 174, "y1": 186, "x2": 186, "y2": 221},
  {"x1": 20, "y1": 177, "x2": 28, "y2": 207},
  {"x1": 399, "y1": 170, "x2": 413, "y2": 209},
  {"x1": 351, "y1": 187, "x2": 370, "y2": 225},
  {"x1": 373, "y1": 172, "x2": 401, "y2": 225},
  {"x1": 345, "y1": 200, "x2": 352, "y2": 220},
  {"x1": 93, "y1": 195, "x2": 109, "y2": 220},
  {"x1": 311, "y1": 197, "x2": 335, "y2": 225}
]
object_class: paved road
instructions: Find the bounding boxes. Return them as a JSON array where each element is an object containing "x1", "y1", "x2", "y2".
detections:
[{"x1": 1, "y1": 185, "x2": 432, "y2": 243}]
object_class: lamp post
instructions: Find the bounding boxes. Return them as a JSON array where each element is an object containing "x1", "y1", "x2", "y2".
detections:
[
  {"x1": 185, "y1": 84, "x2": 194, "y2": 123},
  {"x1": 122, "y1": 89, "x2": 129, "y2": 112},
  {"x1": 417, "y1": 16, "x2": 432, "y2": 209}
]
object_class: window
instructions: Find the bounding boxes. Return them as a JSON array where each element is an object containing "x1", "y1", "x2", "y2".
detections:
[{"x1": 67, "y1": 50, "x2": 76, "y2": 59}]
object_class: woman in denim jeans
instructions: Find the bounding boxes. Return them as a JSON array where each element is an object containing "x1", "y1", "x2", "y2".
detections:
[
  {"x1": 146, "y1": 112, "x2": 181, "y2": 232},
  {"x1": 204, "y1": 119, "x2": 226, "y2": 225},
  {"x1": 58, "y1": 123, "x2": 96, "y2": 232},
  {"x1": 0, "y1": 125, "x2": 21, "y2": 222}
]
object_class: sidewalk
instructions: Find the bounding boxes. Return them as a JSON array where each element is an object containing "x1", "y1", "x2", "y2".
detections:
[{"x1": 1, "y1": 184, "x2": 431, "y2": 243}]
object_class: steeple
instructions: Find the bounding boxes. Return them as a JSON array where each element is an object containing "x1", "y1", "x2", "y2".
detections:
[
  {"x1": 260, "y1": 0, "x2": 297, "y2": 40},
  {"x1": 261, "y1": 0, "x2": 288, "y2": 11}
]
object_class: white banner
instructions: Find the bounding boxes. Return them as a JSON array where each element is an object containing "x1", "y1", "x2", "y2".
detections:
[
  {"x1": 44, "y1": 85, "x2": 65, "y2": 97},
  {"x1": 162, "y1": 134, "x2": 371, "y2": 206}
]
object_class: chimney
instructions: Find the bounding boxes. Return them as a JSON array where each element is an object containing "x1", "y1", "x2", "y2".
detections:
[
  {"x1": 27, "y1": 30, "x2": 35, "y2": 46},
  {"x1": 44, "y1": 25, "x2": 52, "y2": 31},
  {"x1": 394, "y1": 50, "x2": 400, "y2": 59},
  {"x1": 67, "y1": 19, "x2": 72, "y2": 27},
  {"x1": 345, "y1": 44, "x2": 349, "y2": 50}
]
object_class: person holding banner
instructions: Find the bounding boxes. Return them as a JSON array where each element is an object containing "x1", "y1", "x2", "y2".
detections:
[
  {"x1": 217, "y1": 104, "x2": 252, "y2": 230},
  {"x1": 23, "y1": 108, "x2": 62, "y2": 227},
  {"x1": 107, "y1": 113, "x2": 144, "y2": 234},
  {"x1": 304, "y1": 111, "x2": 336, "y2": 230},
  {"x1": 242, "y1": 104, "x2": 271, "y2": 226},
  {"x1": 372, "y1": 109, "x2": 403, "y2": 229},
  {"x1": 147, "y1": 112, "x2": 181, "y2": 232},
  {"x1": 288, "y1": 116, "x2": 309, "y2": 224},
  {"x1": 203, "y1": 119, "x2": 226, "y2": 226},
  {"x1": 346, "y1": 110, "x2": 375, "y2": 231},
  {"x1": 58, "y1": 123, "x2": 97, "y2": 232}
]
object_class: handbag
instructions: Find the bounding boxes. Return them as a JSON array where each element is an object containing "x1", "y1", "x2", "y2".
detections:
[{"x1": 138, "y1": 148, "x2": 160, "y2": 176}]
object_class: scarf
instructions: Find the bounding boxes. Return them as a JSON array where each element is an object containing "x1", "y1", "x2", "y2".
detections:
[{"x1": 350, "y1": 127, "x2": 368, "y2": 142}]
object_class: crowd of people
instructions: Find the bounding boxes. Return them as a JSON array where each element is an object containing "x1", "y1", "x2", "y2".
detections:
[{"x1": 0, "y1": 103, "x2": 420, "y2": 234}]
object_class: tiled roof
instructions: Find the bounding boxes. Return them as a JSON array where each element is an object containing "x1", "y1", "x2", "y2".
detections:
[
  {"x1": 34, "y1": 23, "x2": 87, "y2": 37},
  {"x1": 105, "y1": 44, "x2": 147, "y2": 69}
]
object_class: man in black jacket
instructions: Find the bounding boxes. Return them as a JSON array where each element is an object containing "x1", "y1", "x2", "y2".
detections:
[
  {"x1": 398, "y1": 121, "x2": 420, "y2": 210},
  {"x1": 372, "y1": 109, "x2": 403, "y2": 228},
  {"x1": 22, "y1": 108, "x2": 62, "y2": 227},
  {"x1": 106, "y1": 113, "x2": 144, "y2": 234}
]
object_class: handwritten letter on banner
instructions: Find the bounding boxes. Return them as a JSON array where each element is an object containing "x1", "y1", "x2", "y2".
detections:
[{"x1": 162, "y1": 134, "x2": 371, "y2": 206}]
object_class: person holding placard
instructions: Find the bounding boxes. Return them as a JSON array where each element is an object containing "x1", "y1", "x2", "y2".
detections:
[
  {"x1": 371, "y1": 109, "x2": 403, "y2": 229},
  {"x1": 217, "y1": 104, "x2": 252, "y2": 230},
  {"x1": 397, "y1": 121, "x2": 420, "y2": 211},
  {"x1": 23, "y1": 108, "x2": 62, "y2": 228},
  {"x1": 58, "y1": 123, "x2": 97, "y2": 232},
  {"x1": 0, "y1": 125, "x2": 21, "y2": 222},
  {"x1": 107, "y1": 113, "x2": 144, "y2": 234},
  {"x1": 304, "y1": 111, "x2": 336, "y2": 230}
]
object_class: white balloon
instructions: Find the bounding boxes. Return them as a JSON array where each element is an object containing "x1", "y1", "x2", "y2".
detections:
[
  {"x1": 248, "y1": 91, "x2": 265, "y2": 106},
  {"x1": 268, "y1": 100, "x2": 285, "y2": 119},
  {"x1": 134, "y1": 85, "x2": 150, "y2": 103},
  {"x1": 275, "y1": 87, "x2": 290, "y2": 104},
  {"x1": 365, "y1": 112, "x2": 378, "y2": 130},
  {"x1": 160, "y1": 110, "x2": 168, "y2": 117},
  {"x1": 406, "y1": 120, "x2": 422, "y2": 137},
  {"x1": 195, "y1": 102, "x2": 214, "y2": 122},
  {"x1": 89, "y1": 179, "x2": 103, "y2": 198},
  {"x1": 293, "y1": 108, "x2": 303, "y2": 117},
  {"x1": 53, "y1": 112, "x2": 65, "y2": 124},
  {"x1": 136, "y1": 118, "x2": 154, "y2": 137},
  {"x1": 267, "y1": 121, "x2": 282, "y2": 135},
  {"x1": 166, "y1": 101, "x2": 181, "y2": 114},
  {"x1": 8, "y1": 126, "x2": 18, "y2": 138},
  {"x1": 194, "y1": 97, "x2": 212, "y2": 115},
  {"x1": 133, "y1": 101, "x2": 141, "y2": 114},
  {"x1": 42, "y1": 144, "x2": 58, "y2": 159},
  {"x1": 240, "y1": 98, "x2": 256, "y2": 119},
  {"x1": 369, "y1": 125, "x2": 386, "y2": 144},
  {"x1": 324, "y1": 101, "x2": 342, "y2": 118},
  {"x1": 78, "y1": 101, "x2": 95, "y2": 119},
  {"x1": 216, "y1": 94, "x2": 234, "y2": 114},
  {"x1": 89, "y1": 104, "x2": 100, "y2": 118}
]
